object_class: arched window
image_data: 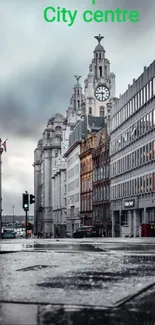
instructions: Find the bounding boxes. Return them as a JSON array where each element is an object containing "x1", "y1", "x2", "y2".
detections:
[
  {"x1": 100, "y1": 106, "x2": 105, "y2": 117},
  {"x1": 55, "y1": 126, "x2": 62, "y2": 138},
  {"x1": 99, "y1": 66, "x2": 102, "y2": 77},
  {"x1": 47, "y1": 132, "x2": 50, "y2": 139}
]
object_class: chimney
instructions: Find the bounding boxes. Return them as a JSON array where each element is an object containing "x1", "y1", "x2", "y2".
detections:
[
  {"x1": 128, "y1": 84, "x2": 130, "y2": 88},
  {"x1": 119, "y1": 94, "x2": 122, "y2": 98},
  {"x1": 144, "y1": 66, "x2": 147, "y2": 71},
  {"x1": 133, "y1": 78, "x2": 136, "y2": 83}
]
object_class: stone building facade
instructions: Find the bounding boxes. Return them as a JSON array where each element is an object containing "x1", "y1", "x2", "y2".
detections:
[
  {"x1": 64, "y1": 141, "x2": 81, "y2": 236},
  {"x1": 34, "y1": 34, "x2": 116, "y2": 237},
  {"x1": 33, "y1": 113, "x2": 67, "y2": 237},
  {"x1": 80, "y1": 131, "x2": 95, "y2": 225},
  {"x1": 92, "y1": 125, "x2": 111, "y2": 236}
]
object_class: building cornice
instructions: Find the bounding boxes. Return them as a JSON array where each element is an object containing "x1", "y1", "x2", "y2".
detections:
[
  {"x1": 79, "y1": 148, "x2": 92, "y2": 159},
  {"x1": 64, "y1": 140, "x2": 81, "y2": 157}
]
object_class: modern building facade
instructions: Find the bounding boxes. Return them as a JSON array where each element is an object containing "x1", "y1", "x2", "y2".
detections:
[
  {"x1": 110, "y1": 61, "x2": 155, "y2": 237},
  {"x1": 92, "y1": 126, "x2": 111, "y2": 236}
]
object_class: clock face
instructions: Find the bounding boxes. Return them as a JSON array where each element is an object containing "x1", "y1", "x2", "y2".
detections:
[{"x1": 95, "y1": 85, "x2": 110, "y2": 102}]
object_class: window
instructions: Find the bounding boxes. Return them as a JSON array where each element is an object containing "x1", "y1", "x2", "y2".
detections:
[
  {"x1": 100, "y1": 106, "x2": 105, "y2": 117},
  {"x1": 89, "y1": 107, "x2": 92, "y2": 115},
  {"x1": 147, "y1": 83, "x2": 149, "y2": 102},
  {"x1": 153, "y1": 141, "x2": 155, "y2": 159},
  {"x1": 153, "y1": 77, "x2": 155, "y2": 96},
  {"x1": 99, "y1": 53, "x2": 101, "y2": 60},
  {"x1": 146, "y1": 144, "x2": 149, "y2": 162},
  {"x1": 153, "y1": 109, "x2": 155, "y2": 127},
  {"x1": 99, "y1": 66, "x2": 102, "y2": 77},
  {"x1": 144, "y1": 86, "x2": 146, "y2": 104},
  {"x1": 149, "y1": 111, "x2": 152, "y2": 128},
  {"x1": 140, "y1": 89, "x2": 143, "y2": 107},
  {"x1": 150, "y1": 80, "x2": 153, "y2": 98},
  {"x1": 47, "y1": 132, "x2": 50, "y2": 139},
  {"x1": 143, "y1": 146, "x2": 146, "y2": 164},
  {"x1": 77, "y1": 100, "x2": 80, "y2": 108}
]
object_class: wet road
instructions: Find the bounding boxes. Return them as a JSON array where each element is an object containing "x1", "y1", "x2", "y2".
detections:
[{"x1": 1, "y1": 238, "x2": 155, "y2": 324}]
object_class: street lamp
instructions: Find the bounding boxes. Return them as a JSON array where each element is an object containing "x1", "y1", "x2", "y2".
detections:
[{"x1": 12, "y1": 205, "x2": 15, "y2": 231}]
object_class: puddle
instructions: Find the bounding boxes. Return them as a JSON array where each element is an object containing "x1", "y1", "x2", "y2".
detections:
[{"x1": 16, "y1": 264, "x2": 58, "y2": 271}]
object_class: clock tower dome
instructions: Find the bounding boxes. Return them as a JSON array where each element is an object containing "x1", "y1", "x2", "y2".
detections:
[{"x1": 84, "y1": 35, "x2": 116, "y2": 118}]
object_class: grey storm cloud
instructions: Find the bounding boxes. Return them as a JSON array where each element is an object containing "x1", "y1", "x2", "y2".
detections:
[
  {"x1": 0, "y1": 0, "x2": 155, "y2": 214},
  {"x1": 0, "y1": 58, "x2": 76, "y2": 138}
]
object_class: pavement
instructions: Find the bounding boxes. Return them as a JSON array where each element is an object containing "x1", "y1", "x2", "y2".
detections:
[{"x1": 1, "y1": 237, "x2": 155, "y2": 324}]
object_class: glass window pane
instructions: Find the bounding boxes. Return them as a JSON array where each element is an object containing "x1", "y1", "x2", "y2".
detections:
[
  {"x1": 150, "y1": 80, "x2": 153, "y2": 98},
  {"x1": 153, "y1": 77, "x2": 155, "y2": 96}
]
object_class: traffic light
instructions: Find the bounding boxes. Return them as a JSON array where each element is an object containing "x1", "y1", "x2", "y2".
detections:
[
  {"x1": 30, "y1": 194, "x2": 35, "y2": 204},
  {"x1": 22, "y1": 193, "x2": 29, "y2": 211}
]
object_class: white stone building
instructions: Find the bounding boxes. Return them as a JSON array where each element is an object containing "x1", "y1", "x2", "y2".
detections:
[
  {"x1": 64, "y1": 141, "x2": 81, "y2": 236},
  {"x1": 33, "y1": 113, "x2": 67, "y2": 237},
  {"x1": 82, "y1": 34, "x2": 116, "y2": 119},
  {"x1": 51, "y1": 125, "x2": 71, "y2": 237},
  {"x1": 52, "y1": 156, "x2": 67, "y2": 237},
  {"x1": 34, "y1": 77, "x2": 84, "y2": 237},
  {"x1": 34, "y1": 34, "x2": 116, "y2": 237}
]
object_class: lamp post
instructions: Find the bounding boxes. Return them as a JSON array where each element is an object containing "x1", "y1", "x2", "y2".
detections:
[{"x1": 12, "y1": 205, "x2": 15, "y2": 231}]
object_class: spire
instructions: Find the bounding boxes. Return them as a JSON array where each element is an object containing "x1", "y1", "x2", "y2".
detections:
[{"x1": 94, "y1": 34, "x2": 104, "y2": 44}]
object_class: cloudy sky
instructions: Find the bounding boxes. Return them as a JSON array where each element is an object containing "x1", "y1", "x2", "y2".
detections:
[{"x1": 0, "y1": 0, "x2": 155, "y2": 215}]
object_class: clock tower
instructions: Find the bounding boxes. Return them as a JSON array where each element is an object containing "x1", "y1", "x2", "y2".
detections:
[{"x1": 84, "y1": 34, "x2": 116, "y2": 118}]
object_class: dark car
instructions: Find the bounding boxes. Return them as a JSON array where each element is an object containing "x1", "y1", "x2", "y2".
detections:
[{"x1": 73, "y1": 226, "x2": 101, "y2": 238}]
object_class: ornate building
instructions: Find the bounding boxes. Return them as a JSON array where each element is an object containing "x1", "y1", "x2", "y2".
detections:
[
  {"x1": 33, "y1": 113, "x2": 67, "y2": 237},
  {"x1": 80, "y1": 131, "x2": 95, "y2": 225},
  {"x1": 34, "y1": 34, "x2": 116, "y2": 237},
  {"x1": 82, "y1": 34, "x2": 116, "y2": 119},
  {"x1": 92, "y1": 126, "x2": 111, "y2": 236},
  {"x1": 34, "y1": 77, "x2": 84, "y2": 237}
]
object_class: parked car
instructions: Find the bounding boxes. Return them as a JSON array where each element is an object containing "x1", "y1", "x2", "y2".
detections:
[
  {"x1": 73, "y1": 226, "x2": 101, "y2": 238},
  {"x1": 1, "y1": 230, "x2": 16, "y2": 239}
]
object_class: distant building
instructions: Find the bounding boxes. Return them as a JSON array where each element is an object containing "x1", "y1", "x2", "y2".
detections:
[
  {"x1": 92, "y1": 126, "x2": 111, "y2": 236},
  {"x1": 34, "y1": 34, "x2": 116, "y2": 237},
  {"x1": 64, "y1": 141, "x2": 81, "y2": 236},
  {"x1": 52, "y1": 157, "x2": 67, "y2": 237},
  {"x1": 110, "y1": 61, "x2": 155, "y2": 238},
  {"x1": 34, "y1": 77, "x2": 84, "y2": 237},
  {"x1": 83, "y1": 34, "x2": 116, "y2": 119},
  {"x1": 33, "y1": 113, "x2": 67, "y2": 237},
  {"x1": 80, "y1": 131, "x2": 96, "y2": 226}
]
